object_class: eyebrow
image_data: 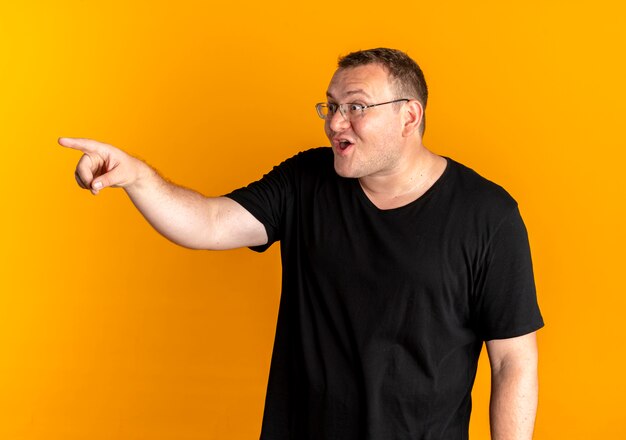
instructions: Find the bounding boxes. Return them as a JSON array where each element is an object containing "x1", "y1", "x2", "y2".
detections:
[{"x1": 326, "y1": 89, "x2": 372, "y2": 100}]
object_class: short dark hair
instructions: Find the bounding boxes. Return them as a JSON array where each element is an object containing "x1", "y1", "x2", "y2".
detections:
[{"x1": 337, "y1": 48, "x2": 428, "y2": 134}]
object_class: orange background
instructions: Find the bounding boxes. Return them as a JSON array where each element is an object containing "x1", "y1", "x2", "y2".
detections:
[{"x1": 1, "y1": 0, "x2": 625, "y2": 438}]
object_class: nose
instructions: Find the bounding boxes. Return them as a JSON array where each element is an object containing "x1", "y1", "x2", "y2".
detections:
[{"x1": 328, "y1": 108, "x2": 350, "y2": 133}]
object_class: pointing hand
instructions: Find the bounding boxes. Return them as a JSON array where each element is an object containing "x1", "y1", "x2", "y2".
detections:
[{"x1": 59, "y1": 137, "x2": 143, "y2": 195}]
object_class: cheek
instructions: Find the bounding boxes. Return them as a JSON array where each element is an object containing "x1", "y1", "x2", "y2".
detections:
[
  {"x1": 324, "y1": 121, "x2": 332, "y2": 138},
  {"x1": 352, "y1": 122, "x2": 379, "y2": 144},
  {"x1": 366, "y1": 118, "x2": 399, "y2": 142}
]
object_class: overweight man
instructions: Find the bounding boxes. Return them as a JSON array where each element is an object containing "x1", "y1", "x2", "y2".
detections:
[{"x1": 61, "y1": 48, "x2": 543, "y2": 440}]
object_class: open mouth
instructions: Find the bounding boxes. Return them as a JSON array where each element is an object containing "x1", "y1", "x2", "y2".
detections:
[{"x1": 339, "y1": 140, "x2": 352, "y2": 150}]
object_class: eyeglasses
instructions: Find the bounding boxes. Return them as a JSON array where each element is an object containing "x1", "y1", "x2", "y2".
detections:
[{"x1": 315, "y1": 99, "x2": 409, "y2": 121}]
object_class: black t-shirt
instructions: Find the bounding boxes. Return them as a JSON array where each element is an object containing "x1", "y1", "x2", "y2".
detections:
[{"x1": 226, "y1": 147, "x2": 544, "y2": 440}]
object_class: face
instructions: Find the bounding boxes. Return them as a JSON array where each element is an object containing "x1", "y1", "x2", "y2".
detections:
[{"x1": 324, "y1": 64, "x2": 409, "y2": 179}]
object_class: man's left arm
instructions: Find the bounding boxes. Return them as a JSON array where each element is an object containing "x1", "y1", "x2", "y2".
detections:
[{"x1": 486, "y1": 331, "x2": 539, "y2": 440}]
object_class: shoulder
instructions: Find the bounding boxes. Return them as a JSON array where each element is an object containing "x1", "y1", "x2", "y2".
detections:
[
  {"x1": 265, "y1": 147, "x2": 335, "y2": 185},
  {"x1": 281, "y1": 147, "x2": 333, "y2": 170},
  {"x1": 444, "y1": 157, "x2": 519, "y2": 215}
]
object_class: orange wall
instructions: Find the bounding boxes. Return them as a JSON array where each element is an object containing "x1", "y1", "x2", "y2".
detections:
[{"x1": 1, "y1": 1, "x2": 625, "y2": 438}]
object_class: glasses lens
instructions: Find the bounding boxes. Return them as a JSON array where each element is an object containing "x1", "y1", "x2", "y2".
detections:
[{"x1": 316, "y1": 103, "x2": 329, "y2": 119}]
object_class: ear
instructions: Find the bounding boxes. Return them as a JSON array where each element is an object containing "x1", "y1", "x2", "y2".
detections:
[{"x1": 401, "y1": 99, "x2": 424, "y2": 137}]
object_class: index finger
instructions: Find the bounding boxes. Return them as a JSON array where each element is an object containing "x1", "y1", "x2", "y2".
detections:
[{"x1": 58, "y1": 137, "x2": 109, "y2": 154}]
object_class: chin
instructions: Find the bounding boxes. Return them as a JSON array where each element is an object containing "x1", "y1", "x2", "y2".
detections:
[
  {"x1": 333, "y1": 163, "x2": 361, "y2": 179},
  {"x1": 334, "y1": 169, "x2": 352, "y2": 178}
]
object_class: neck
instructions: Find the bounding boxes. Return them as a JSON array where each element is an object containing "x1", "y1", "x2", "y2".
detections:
[{"x1": 358, "y1": 145, "x2": 447, "y2": 210}]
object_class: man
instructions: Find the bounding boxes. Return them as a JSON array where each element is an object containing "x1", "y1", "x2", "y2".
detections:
[{"x1": 61, "y1": 48, "x2": 543, "y2": 439}]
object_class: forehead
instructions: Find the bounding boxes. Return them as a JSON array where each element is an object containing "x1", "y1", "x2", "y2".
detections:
[{"x1": 326, "y1": 64, "x2": 394, "y2": 100}]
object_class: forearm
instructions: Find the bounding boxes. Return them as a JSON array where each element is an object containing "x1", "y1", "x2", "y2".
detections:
[
  {"x1": 124, "y1": 161, "x2": 221, "y2": 249},
  {"x1": 60, "y1": 137, "x2": 267, "y2": 250},
  {"x1": 489, "y1": 361, "x2": 538, "y2": 440}
]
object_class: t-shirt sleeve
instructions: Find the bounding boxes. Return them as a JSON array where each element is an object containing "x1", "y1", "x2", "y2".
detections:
[
  {"x1": 472, "y1": 205, "x2": 544, "y2": 340},
  {"x1": 223, "y1": 156, "x2": 296, "y2": 253}
]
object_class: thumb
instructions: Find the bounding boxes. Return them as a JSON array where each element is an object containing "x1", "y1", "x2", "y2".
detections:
[{"x1": 91, "y1": 166, "x2": 124, "y2": 194}]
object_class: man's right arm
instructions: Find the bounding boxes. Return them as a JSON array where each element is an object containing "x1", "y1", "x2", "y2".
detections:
[{"x1": 59, "y1": 137, "x2": 268, "y2": 250}]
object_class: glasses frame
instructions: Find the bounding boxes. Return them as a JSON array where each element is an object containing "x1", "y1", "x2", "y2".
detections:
[{"x1": 315, "y1": 98, "x2": 410, "y2": 120}]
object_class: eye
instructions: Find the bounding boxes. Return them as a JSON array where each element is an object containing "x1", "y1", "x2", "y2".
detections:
[
  {"x1": 348, "y1": 103, "x2": 364, "y2": 114},
  {"x1": 327, "y1": 103, "x2": 338, "y2": 114}
]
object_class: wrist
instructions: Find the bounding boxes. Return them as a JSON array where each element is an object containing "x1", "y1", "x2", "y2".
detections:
[{"x1": 125, "y1": 158, "x2": 158, "y2": 192}]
